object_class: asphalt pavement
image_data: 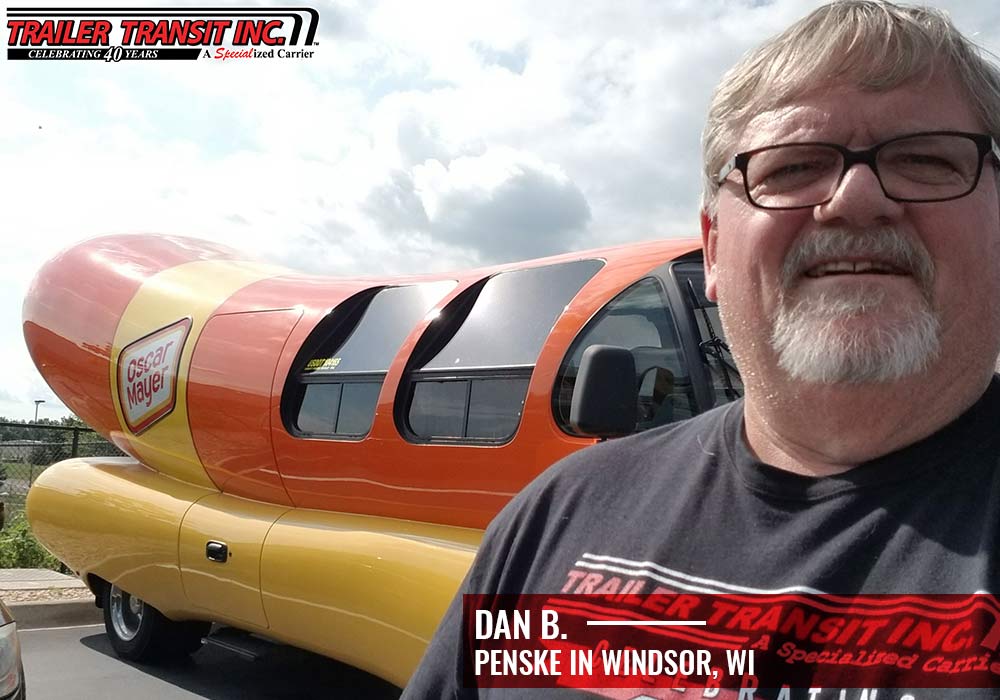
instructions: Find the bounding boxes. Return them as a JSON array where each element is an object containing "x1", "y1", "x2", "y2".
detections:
[
  {"x1": 21, "y1": 623, "x2": 402, "y2": 698},
  {"x1": 9, "y1": 569, "x2": 402, "y2": 698}
]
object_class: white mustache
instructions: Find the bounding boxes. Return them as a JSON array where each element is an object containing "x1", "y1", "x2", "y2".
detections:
[{"x1": 780, "y1": 228, "x2": 935, "y2": 296}]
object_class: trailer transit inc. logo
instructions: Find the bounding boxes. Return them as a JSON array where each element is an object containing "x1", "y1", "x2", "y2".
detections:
[{"x1": 6, "y1": 6, "x2": 319, "y2": 61}]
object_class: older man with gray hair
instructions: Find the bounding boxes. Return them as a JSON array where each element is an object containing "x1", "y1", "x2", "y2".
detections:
[{"x1": 404, "y1": 2, "x2": 1000, "y2": 698}]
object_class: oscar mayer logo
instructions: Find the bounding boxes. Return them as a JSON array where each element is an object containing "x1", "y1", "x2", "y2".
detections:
[{"x1": 117, "y1": 318, "x2": 191, "y2": 435}]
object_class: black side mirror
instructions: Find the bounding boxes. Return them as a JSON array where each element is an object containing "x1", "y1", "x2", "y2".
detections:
[{"x1": 569, "y1": 345, "x2": 638, "y2": 439}]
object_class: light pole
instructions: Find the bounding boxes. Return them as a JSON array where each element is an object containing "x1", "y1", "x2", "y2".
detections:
[{"x1": 33, "y1": 399, "x2": 45, "y2": 423}]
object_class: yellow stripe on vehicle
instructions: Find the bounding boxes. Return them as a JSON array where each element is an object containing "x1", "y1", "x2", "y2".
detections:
[{"x1": 109, "y1": 259, "x2": 287, "y2": 488}]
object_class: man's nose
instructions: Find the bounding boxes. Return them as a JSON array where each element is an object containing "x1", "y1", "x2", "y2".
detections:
[{"x1": 814, "y1": 163, "x2": 905, "y2": 227}]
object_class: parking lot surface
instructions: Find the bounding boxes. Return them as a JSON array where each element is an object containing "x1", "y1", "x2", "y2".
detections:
[{"x1": 21, "y1": 623, "x2": 402, "y2": 699}]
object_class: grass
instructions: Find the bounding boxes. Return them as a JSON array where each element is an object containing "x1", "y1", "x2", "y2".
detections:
[
  {"x1": 2, "y1": 494, "x2": 26, "y2": 520},
  {"x1": 0, "y1": 512, "x2": 61, "y2": 571},
  {"x1": 0, "y1": 464, "x2": 63, "y2": 571},
  {"x1": 0, "y1": 461, "x2": 45, "y2": 483},
  {"x1": 0, "y1": 463, "x2": 34, "y2": 526},
  {"x1": 0, "y1": 462, "x2": 77, "y2": 571}
]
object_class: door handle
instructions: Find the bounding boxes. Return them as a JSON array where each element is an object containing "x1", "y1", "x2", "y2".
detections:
[{"x1": 206, "y1": 540, "x2": 229, "y2": 563}]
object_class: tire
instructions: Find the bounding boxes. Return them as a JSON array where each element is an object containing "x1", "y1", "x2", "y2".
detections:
[{"x1": 102, "y1": 583, "x2": 211, "y2": 662}]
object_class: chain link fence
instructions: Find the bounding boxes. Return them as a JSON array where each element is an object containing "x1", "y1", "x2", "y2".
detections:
[{"x1": 0, "y1": 422, "x2": 124, "y2": 515}]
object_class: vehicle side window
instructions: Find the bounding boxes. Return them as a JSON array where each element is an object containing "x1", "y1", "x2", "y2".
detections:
[
  {"x1": 553, "y1": 277, "x2": 695, "y2": 435},
  {"x1": 296, "y1": 383, "x2": 341, "y2": 434},
  {"x1": 286, "y1": 281, "x2": 455, "y2": 439},
  {"x1": 402, "y1": 260, "x2": 603, "y2": 443}
]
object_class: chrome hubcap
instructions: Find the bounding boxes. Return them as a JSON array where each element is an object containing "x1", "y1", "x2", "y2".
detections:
[{"x1": 109, "y1": 584, "x2": 144, "y2": 641}]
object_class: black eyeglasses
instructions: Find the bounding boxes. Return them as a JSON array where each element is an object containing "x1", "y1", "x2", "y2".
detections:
[{"x1": 716, "y1": 130, "x2": 999, "y2": 210}]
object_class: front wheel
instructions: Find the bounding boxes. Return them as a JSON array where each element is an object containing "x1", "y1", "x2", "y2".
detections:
[{"x1": 103, "y1": 584, "x2": 210, "y2": 662}]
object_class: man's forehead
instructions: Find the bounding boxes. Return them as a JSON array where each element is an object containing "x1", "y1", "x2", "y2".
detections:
[
  {"x1": 740, "y1": 103, "x2": 833, "y2": 146},
  {"x1": 735, "y1": 77, "x2": 981, "y2": 151}
]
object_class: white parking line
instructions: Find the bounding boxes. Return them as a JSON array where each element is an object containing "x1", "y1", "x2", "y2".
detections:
[{"x1": 20, "y1": 623, "x2": 104, "y2": 633}]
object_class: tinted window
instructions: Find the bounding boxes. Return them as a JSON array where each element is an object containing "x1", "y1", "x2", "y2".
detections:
[
  {"x1": 467, "y1": 378, "x2": 530, "y2": 439},
  {"x1": 424, "y1": 260, "x2": 602, "y2": 369},
  {"x1": 407, "y1": 377, "x2": 530, "y2": 441},
  {"x1": 403, "y1": 259, "x2": 601, "y2": 444},
  {"x1": 554, "y1": 277, "x2": 695, "y2": 435},
  {"x1": 290, "y1": 281, "x2": 455, "y2": 439},
  {"x1": 306, "y1": 281, "x2": 455, "y2": 375},
  {"x1": 336, "y1": 382, "x2": 381, "y2": 435},
  {"x1": 409, "y1": 381, "x2": 467, "y2": 438},
  {"x1": 297, "y1": 383, "x2": 341, "y2": 434}
]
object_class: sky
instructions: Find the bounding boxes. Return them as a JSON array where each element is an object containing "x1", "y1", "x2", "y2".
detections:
[{"x1": 3, "y1": 0, "x2": 1000, "y2": 422}]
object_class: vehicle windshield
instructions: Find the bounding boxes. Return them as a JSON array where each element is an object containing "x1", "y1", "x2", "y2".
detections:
[{"x1": 673, "y1": 262, "x2": 742, "y2": 403}]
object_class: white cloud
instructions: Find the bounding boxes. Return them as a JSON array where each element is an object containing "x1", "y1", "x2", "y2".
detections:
[{"x1": 409, "y1": 147, "x2": 591, "y2": 261}]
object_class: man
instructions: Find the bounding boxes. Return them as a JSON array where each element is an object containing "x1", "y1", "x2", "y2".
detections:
[{"x1": 403, "y1": 2, "x2": 1000, "y2": 698}]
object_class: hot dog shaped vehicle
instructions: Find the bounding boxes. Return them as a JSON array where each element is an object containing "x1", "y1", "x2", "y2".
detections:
[{"x1": 24, "y1": 234, "x2": 739, "y2": 686}]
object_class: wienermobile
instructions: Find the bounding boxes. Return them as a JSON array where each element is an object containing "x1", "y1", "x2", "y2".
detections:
[{"x1": 24, "y1": 233, "x2": 739, "y2": 687}]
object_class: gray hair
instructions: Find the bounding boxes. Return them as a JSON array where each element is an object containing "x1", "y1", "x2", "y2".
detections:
[{"x1": 701, "y1": 0, "x2": 1000, "y2": 217}]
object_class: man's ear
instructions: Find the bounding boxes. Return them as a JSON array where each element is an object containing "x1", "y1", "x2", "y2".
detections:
[{"x1": 700, "y1": 208, "x2": 719, "y2": 302}]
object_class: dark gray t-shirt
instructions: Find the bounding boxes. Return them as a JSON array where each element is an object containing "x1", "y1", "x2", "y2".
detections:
[{"x1": 403, "y1": 377, "x2": 1000, "y2": 699}]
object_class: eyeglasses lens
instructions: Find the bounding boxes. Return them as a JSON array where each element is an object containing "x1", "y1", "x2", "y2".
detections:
[{"x1": 744, "y1": 134, "x2": 982, "y2": 208}]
